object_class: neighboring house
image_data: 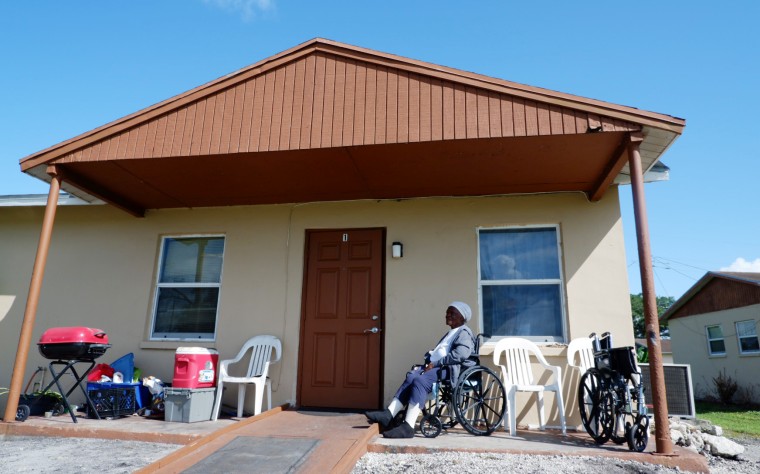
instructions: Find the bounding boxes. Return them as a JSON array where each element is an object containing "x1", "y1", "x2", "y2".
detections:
[
  {"x1": 0, "y1": 39, "x2": 685, "y2": 428},
  {"x1": 661, "y1": 272, "x2": 760, "y2": 403},
  {"x1": 635, "y1": 338, "x2": 673, "y2": 364}
]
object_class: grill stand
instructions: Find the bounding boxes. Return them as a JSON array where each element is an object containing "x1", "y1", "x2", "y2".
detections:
[{"x1": 30, "y1": 359, "x2": 101, "y2": 423}]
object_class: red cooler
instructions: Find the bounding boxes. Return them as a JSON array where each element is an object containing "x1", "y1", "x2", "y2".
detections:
[{"x1": 172, "y1": 347, "x2": 219, "y2": 389}]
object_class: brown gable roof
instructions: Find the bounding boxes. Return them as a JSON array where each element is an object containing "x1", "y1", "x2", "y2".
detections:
[
  {"x1": 719, "y1": 272, "x2": 760, "y2": 283},
  {"x1": 19, "y1": 39, "x2": 685, "y2": 216},
  {"x1": 40, "y1": 53, "x2": 640, "y2": 165},
  {"x1": 22, "y1": 38, "x2": 683, "y2": 169},
  {"x1": 661, "y1": 272, "x2": 760, "y2": 322}
]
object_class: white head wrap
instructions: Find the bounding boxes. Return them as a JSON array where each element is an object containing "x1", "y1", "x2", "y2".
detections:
[{"x1": 449, "y1": 301, "x2": 472, "y2": 323}]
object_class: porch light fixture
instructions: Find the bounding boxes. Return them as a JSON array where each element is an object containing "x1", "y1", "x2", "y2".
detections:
[{"x1": 391, "y1": 242, "x2": 403, "y2": 259}]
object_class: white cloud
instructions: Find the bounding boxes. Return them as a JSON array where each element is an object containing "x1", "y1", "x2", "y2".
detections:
[
  {"x1": 495, "y1": 254, "x2": 522, "y2": 279},
  {"x1": 720, "y1": 257, "x2": 760, "y2": 272},
  {"x1": 203, "y1": 0, "x2": 273, "y2": 21}
]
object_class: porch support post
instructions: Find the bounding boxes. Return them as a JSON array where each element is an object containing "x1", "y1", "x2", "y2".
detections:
[
  {"x1": 3, "y1": 167, "x2": 62, "y2": 423},
  {"x1": 628, "y1": 134, "x2": 673, "y2": 455}
]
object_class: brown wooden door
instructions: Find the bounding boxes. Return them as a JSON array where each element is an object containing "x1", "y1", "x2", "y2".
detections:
[{"x1": 298, "y1": 228, "x2": 384, "y2": 410}]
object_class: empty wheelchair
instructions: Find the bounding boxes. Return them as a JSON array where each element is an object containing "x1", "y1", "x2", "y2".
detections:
[
  {"x1": 417, "y1": 333, "x2": 507, "y2": 438},
  {"x1": 577, "y1": 332, "x2": 649, "y2": 452}
]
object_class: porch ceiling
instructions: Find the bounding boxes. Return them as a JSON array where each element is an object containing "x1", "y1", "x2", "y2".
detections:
[
  {"x1": 49, "y1": 132, "x2": 625, "y2": 213},
  {"x1": 20, "y1": 38, "x2": 685, "y2": 217}
]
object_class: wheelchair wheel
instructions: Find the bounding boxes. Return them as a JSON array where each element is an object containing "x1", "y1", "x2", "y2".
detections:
[
  {"x1": 420, "y1": 414, "x2": 443, "y2": 438},
  {"x1": 16, "y1": 404, "x2": 30, "y2": 422},
  {"x1": 453, "y1": 366, "x2": 506, "y2": 436},
  {"x1": 627, "y1": 415, "x2": 650, "y2": 452},
  {"x1": 616, "y1": 379, "x2": 647, "y2": 446},
  {"x1": 611, "y1": 381, "x2": 641, "y2": 445},
  {"x1": 610, "y1": 394, "x2": 628, "y2": 446},
  {"x1": 578, "y1": 370, "x2": 612, "y2": 444},
  {"x1": 598, "y1": 391, "x2": 617, "y2": 444},
  {"x1": 423, "y1": 388, "x2": 458, "y2": 430}
]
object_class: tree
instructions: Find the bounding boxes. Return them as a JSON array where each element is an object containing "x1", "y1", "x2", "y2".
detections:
[{"x1": 630, "y1": 293, "x2": 674, "y2": 338}]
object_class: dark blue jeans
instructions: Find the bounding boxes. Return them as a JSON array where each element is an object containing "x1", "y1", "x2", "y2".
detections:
[{"x1": 393, "y1": 366, "x2": 440, "y2": 408}]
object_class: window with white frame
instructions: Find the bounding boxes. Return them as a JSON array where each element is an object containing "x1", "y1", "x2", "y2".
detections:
[
  {"x1": 478, "y1": 226, "x2": 565, "y2": 342},
  {"x1": 735, "y1": 320, "x2": 760, "y2": 354},
  {"x1": 706, "y1": 325, "x2": 726, "y2": 356},
  {"x1": 150, "y1": 235, "x2": 225, "y2": 340}
]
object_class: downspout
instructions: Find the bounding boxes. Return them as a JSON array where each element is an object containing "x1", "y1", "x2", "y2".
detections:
[
  {"x1": 627, "y1": 134, "x2": 673, "y2": 455},
  {"x1": 2, "y1": 166, "x2": 62, "y2": 423}
]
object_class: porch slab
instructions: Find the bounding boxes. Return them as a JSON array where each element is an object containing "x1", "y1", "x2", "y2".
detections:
[
  {"x1": 0, "y1": 410, "x2": 238, "y2": 445},
  {"x1": 2, "y1": 407, "x2": 709, "y2": 473}
]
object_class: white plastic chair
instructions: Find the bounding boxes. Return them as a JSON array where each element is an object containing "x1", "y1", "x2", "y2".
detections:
[
  {"x1": 492, "y1": 337, "x2": 567, "y2": 436},
  {"x1": 212, "y1": 335, "x2": 282, "y2": 421},
  {"x1": 566, "y1": 337, "x2": 595, "y2": 373}
]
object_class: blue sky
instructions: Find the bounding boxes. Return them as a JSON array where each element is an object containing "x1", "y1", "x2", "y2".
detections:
[{"x1": 1, "y1": 1, "x2": 758, "y2": 300}]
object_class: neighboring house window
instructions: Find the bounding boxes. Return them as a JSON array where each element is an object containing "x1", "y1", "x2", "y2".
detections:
[
  {"x1": 735, "y1": 320, "x2": 760, "y2": 355},
  {"x1": 478, "y1": 226, "x2": 565, "y2": 342},
  {"x1": 706, "y1": 325, "x2": 726, "y2": 356},
  {"x1": 151, "y1": 235, "x2": 225, "y2": 340}
]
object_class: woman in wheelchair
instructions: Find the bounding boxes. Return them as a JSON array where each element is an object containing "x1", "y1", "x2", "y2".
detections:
[{"x1": 365, "y1": 301, "x2": 476, "y2": 438}]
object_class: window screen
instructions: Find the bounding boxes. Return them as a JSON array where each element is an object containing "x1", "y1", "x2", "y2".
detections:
[
  {"x1": 706, "y1": 325, "x2": 726, "y2": 356},
  {"x1": 151, "y1": 236, "x2": 225, "y2": 340},
  {"x1": 736, "y1": 320, "x2": 760, "y2": 354},
  {"x1": 478, "y1": 227, "x2": 565, "y2": 342}
]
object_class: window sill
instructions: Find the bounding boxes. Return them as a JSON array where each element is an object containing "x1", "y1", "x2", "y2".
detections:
[
  {"x1": 707, "y1": 353, "x2": 727, "y2": 358},
  {"x1": 140, "y1": 340, "x2": 217, "y2": 350},
  {"x1": 480, "y1": 341, "x2": 566, "y2": 357},
  {"x1": 738, "y1": 351, "x2": 760, "y2": 357}
]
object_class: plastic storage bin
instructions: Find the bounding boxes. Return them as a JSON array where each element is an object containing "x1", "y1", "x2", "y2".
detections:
[
  {"x1": 87, "y1": 381, "x2": 150, "y2": 409},
  {"x1": 86, "y1": 383, "x2": 137, "y2": 418},
  {"x1": 172, "y1": 347, "x2": 219, "y2": 389},
  {"x1": 164, "y1": 387, "x2": 216, "y2": 423}
]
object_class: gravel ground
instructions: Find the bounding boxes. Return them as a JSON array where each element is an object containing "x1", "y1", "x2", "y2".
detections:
[
  {"x1": 0, "y1": 436, "x2": 179, "y2": 473},
  {"x1": 0, "y1": 434, "x2": 758, "y2": 473},
  {"x1": 352, "y1": 436, "x2": 760, "y2": 474},
  {"x1": 354, "y1": 452, "x2": 680, "y2": 474}
]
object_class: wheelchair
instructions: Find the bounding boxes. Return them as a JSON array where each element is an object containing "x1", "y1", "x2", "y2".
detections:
[
  {"x1": 577, "y1": 332, "x2": 649, "y2": 452},
  {"x1": 414, "y1": 333, "x2": 507, "y2": 438}
]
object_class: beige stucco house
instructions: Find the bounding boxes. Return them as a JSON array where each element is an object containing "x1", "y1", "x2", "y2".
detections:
[
  {"x1": 0, "y1": 39, "x2": 684, "y2": 430},
  {"x1": 662, "y1": 272, "x2": 760, "y2": 404}
]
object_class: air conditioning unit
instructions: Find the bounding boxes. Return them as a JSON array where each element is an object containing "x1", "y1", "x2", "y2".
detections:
[{"x1": 639, "y1": 363, "x2": 696, "y2": 418}]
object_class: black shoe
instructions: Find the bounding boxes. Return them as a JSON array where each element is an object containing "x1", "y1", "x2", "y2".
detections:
[
  {"x1": 382, "y1": 422, "x2": 415, "y2": 439},
  {"x1": 365, "y1": 409, "x2": 393, "y2": 428}
]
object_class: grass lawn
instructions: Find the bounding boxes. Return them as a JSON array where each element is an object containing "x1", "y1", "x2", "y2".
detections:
[{"x1": 695, "y1": 401, "x2": 760, "y2": 438}]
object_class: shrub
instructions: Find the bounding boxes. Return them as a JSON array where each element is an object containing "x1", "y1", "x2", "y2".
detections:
[
  {"x1": 734, "y1": 384, "x2": 759, "y2": 407},
  {"x1": 712, "y1": 369, "x2": 738, "y2": 404},
  {"x1": 635, "y1": 346, "x2": 648, "y2": 363}
]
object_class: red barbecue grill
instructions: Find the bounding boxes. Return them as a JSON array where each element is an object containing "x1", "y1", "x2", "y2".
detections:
[{"x1": 36, "y1": 327, "x2": 111, "y2": 422}]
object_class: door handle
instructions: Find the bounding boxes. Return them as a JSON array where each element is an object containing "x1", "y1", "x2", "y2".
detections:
[{"x1": 363, "y1": 327, "x2": 381, "y2": 334}]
